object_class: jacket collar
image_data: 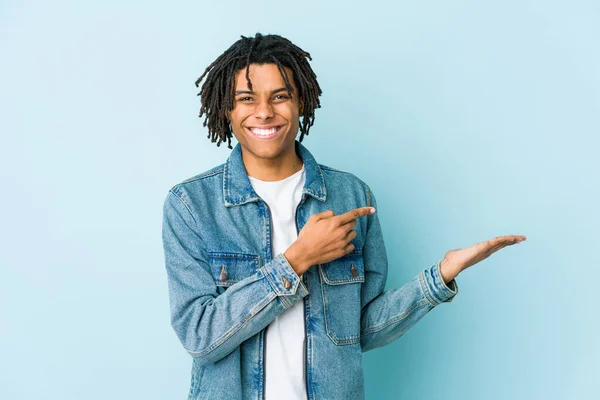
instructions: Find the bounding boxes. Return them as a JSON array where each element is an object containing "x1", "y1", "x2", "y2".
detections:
[{"x1": 223, "y1": 139, "x2": 327, "y2": 207}]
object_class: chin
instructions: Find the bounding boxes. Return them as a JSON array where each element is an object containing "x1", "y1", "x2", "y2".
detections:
[{"x1": 245, "y1": 133, "x2": 296, "y2": 157}]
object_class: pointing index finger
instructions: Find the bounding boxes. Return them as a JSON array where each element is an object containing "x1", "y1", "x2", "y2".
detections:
[{"x1": 337, "y1": 206, "x2": 376, "y2": 225}]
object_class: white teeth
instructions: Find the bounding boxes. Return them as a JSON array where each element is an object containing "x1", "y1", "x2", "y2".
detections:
[{"x1": 250, "y1": 127, "x2": 279, "y2": 136}]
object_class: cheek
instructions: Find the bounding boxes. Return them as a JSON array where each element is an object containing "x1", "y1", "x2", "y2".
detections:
[
  {"x1": 229, "y1": 110, "x2": 248, "y2": 126},
  {"x1": 279, "y1": 104, "x2": 300, "y2": 121}
]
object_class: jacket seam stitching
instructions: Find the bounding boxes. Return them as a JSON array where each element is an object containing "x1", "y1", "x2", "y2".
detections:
[
  {"x1": 360, "y1": 299, "x2": 430, "y2": 336},
  {"x1": 169, "y1": 190, "x2": 197, "y2": 224},
  {"x1": 189, "y1": 290, "x2": 276, "y2": 358},
  {"x1": 419, "y1": 269, "x2": 440, "y2": 307},
  {"x1": 179, "y1": 167, "x2": 224, "y2": 185}
]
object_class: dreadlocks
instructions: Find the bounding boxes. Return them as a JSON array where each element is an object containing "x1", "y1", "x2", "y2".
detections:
[{"x1": 194, "y1": 33, "x2": 323, "y2": 149}]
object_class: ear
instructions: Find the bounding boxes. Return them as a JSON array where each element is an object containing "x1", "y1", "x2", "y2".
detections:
[{"x1": 299, "y1": 97, "x2": 305, "y2": 114}]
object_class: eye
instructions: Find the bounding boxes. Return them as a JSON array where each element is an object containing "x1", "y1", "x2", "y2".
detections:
[
  {"x1": 237, "y1": 96, "x2": 253, "y2": 102},
  {"x1": 274, "y1": 94, "x2": 290, "y2": 101}
]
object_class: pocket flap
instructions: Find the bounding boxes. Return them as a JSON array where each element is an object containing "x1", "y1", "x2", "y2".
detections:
[
  {"x1": 208, "y1": 252, "x2": 259, "y2": 287},
  {"x1": 319, "y1": 250, "x2": 365, "y2": 284}
]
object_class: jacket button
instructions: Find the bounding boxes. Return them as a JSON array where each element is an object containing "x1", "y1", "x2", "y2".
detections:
[
  {"x1": 282, "y1": 276, "x2": 292, "y2": 289},
  {"x1": 350, "y1": 263, "x2": 358, "y2": 277},
  {"x1": 219, "y1": 265, "x2": 228, "y2": 281}
]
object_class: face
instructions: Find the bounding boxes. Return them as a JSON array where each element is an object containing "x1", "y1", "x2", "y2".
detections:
[{"x1": 228, "y1": 63, "x2": 304, "y2": 163}]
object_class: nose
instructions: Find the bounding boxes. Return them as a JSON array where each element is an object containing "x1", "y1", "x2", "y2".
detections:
[{"x1": 254, "y1": 99, "x2": 274, "y2": 120}]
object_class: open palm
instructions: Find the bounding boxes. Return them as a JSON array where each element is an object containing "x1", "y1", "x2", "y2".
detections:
[{"x1": 441, "y1": 235, "x2": 527, "y2": 281}]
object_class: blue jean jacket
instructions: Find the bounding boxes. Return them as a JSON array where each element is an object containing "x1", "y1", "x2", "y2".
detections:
[{"x1": 162, "y1": 139, "x2": 459, "y2": 399}]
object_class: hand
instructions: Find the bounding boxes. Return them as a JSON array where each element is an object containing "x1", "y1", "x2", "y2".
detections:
[
  {"x1": 440, "y1": 235, "x2": 527, "y2": 283},
  {"x1": 284, "y1": 206, "x2": 376, "y2": 275}
]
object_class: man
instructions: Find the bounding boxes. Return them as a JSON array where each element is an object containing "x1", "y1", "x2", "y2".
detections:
[{"x1": 162, "y1": 32, "x2": 526, "y2": 400}]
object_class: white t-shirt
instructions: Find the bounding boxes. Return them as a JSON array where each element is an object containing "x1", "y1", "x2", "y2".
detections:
[{"x1": 248, "y1": 163, "x2": 308, "y2": 400}]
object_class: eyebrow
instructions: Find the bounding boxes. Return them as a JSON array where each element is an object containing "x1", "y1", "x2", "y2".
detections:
[{"x1": 235, "y1": 87, "x2": 289, "y2": 95}]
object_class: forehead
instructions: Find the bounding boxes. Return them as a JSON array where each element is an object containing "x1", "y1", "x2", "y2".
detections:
[{"x1": 234, "y1": 63, "x2": 295, "y2": 91}]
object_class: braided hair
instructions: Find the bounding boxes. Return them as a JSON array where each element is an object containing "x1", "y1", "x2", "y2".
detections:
[{"x1": 194, "y1": 33, "x2": 323, "y2": 149}]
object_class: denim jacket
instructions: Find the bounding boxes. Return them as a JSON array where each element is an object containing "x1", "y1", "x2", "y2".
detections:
[{"x1": 162, "y1": 139, "x2": 459, "y2": 400}]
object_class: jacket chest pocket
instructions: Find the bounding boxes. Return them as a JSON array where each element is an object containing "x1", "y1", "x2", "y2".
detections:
[
  {"x1": 318, "y1": 250, "x2": 365, "y2": 345},
  {"x1": 208, "y1": 252, "x2": 260, "y2": 294}
]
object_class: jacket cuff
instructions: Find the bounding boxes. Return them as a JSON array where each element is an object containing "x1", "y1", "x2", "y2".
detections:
[
  {"x1": 419, "y1": 260, "x2": 459, "y2": 306},
  {"x1": 261, "y1": 252, "x2": 309, "y2": 309}
]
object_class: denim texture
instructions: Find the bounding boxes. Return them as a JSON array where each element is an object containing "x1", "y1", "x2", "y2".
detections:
[{"x1": 162, "y1": 140, "x2": 459, "y2": 399}]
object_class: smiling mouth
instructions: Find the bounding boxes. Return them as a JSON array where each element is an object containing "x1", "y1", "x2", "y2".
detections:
[{"x1": 245, "y1": 125, "x2": 284, "y2": 139}]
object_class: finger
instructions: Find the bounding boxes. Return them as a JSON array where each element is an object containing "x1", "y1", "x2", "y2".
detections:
[
  {"x1": 342, "y1": 227, "x2": 357, "y2": 243},
  {"x1": 344, "y1": 242, "x2": 355, "y2": 254},
  {"x1": 339, "y1": 218, "x2": 358, "y2": 232},
  {"x1": 483, "y1": 239, "x2": 511, "y2": 253},
  {"x1": 492, "y1": 235, "x2": 526, "y2": 246},
  {"x1": 336, "y1": 206, "x2": 375, "y2": 226},
  {"x1": 502, "y1": 235, "x2": 521, "y2": 243},
  {"x1": 502, "y1": 235, "x2": 527, "y2": 247},
  {"x1": 487, "y1": 243, "x2": 509, "y2": 254},
  {"x1": 488, "y1": 238, "x2": 522, "y2": 254},
  {"x1": 313, "y1": 209, "x2": 335, "y2": 221},
  {"x1": 320, "y1": 245, "x2": 353, "y2": 263},
  {"x1": 473, "y1": 238, "x2": 511, "y2": 255}
]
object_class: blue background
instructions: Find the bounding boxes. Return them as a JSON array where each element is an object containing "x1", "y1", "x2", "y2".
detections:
[{"x1": 2, "y1": 0, "x2": 598, "y2": 399}]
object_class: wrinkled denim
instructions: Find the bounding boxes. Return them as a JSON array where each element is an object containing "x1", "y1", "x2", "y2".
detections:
[{"x1": 162, "y1": 139, "x2": 459, "y2": 399}]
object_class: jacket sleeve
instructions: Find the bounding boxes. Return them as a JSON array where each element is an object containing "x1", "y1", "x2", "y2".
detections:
[
  {"x1": 162, "y1": 189, "x2": 309, "y2": 365},
  {"x1": 359, "y1": 185, "x2": 459, "y2": 353}
]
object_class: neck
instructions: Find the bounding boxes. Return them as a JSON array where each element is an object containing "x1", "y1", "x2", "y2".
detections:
[{"x1": 242, "y1": 147, "x2": 304, "y2": 182}]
